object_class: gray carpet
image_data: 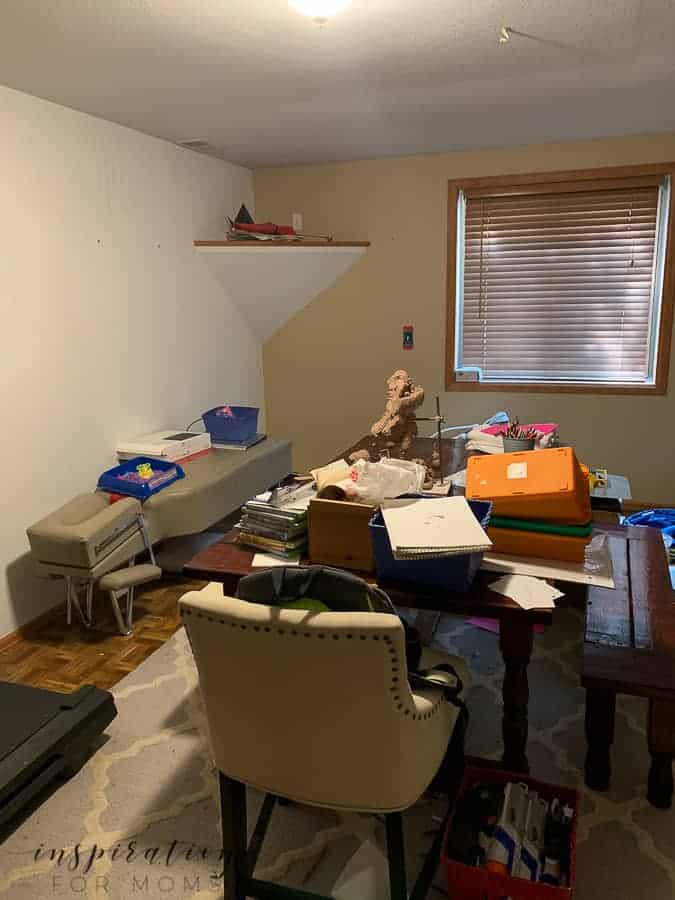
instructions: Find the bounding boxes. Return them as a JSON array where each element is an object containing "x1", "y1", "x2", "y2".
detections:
[{"x1": 0, "y1": 605, "x2": 673, "y2": 899}]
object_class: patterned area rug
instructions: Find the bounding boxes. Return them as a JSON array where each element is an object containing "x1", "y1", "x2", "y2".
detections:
[{"x1": 0, "y1": 605, "x2": 673, "y2": 899}]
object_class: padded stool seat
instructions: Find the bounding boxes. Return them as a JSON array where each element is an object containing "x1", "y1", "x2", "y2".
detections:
[
  {"x1": 100, "y1": 565, "x2": 162, "y2": 636},
  {"x1": 99, "y1": 564, "x2": 162, "y2": 592}
]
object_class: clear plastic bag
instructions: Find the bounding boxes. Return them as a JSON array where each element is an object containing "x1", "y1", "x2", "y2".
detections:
[
  {"x1": 584, "y1": 532, "x2": 609, "y2": 573},
  {"x1": 338, "y1": 458, "x2": 426, "y2": 505}
]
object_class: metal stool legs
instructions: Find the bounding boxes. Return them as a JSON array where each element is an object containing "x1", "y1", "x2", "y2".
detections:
[
  {"x1": 109, "y1": 585, "x2": 135, "y2": 636},
  {"x1": 65, "y1": 577, "x2": 94, "y2": 628}
]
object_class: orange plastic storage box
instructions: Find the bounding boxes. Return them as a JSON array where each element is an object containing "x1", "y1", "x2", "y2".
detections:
[
  {"x1": 466, "y1": 447, "x2": 590, "y2": 524},
  {"x1": 486, "y1": 527, "x2": 590, "y2": 563}
]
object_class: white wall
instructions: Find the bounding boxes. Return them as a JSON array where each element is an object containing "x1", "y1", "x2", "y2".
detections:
[{"x1": 0, "y1": 85, "x2": 261, "y2": 639}]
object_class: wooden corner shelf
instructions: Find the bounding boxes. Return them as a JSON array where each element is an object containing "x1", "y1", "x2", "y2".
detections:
[
  {"x1": 193, "y1": 239, "x2": 369, "y2": 340},
  {"x1": 194, "y1": 240, "x2": 370, "y2": 248}
]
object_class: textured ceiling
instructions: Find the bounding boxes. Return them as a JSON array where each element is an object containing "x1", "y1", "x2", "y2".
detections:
[{"x1": 1, "y1": 1, "x2": 674, "y2": 167}]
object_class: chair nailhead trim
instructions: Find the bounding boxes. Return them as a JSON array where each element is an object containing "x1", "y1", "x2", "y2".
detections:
[{"x1": 184, "y1": 616, "x2": 444, "y2": 720}]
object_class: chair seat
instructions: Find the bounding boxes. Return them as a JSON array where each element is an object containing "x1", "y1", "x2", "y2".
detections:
[{"x1": 99, "y1": 564, "x2": 162, "y2": 592}]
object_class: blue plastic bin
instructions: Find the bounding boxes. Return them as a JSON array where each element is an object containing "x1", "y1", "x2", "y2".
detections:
[
  {"x1": 202, "y1": 406, "x2": 259, "y2": 443},
  {"x1": 98, "y1": 457, "x2": 185, "y2": 501},
  {"x1": 369, "y1": 496, "x2": 492, "y2": 592}
]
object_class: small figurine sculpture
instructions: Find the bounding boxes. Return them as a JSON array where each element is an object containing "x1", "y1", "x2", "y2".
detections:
[{"x1": 370, "y1": 370, "x2": 425, "y2": 455}]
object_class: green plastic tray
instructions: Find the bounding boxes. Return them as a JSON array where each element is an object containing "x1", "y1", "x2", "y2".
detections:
[{"x1": 488, "y1": 516, "x2": 593, "y2": 537}]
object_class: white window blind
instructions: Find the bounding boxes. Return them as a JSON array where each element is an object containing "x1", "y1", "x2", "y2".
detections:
[{"x1": 455, "y1": 177, "x2": 670, "y2": 385}]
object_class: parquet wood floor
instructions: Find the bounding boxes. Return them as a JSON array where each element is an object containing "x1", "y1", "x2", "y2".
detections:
[{"x1": 0, "y1": 576, "x2": 206, "y2": 693}]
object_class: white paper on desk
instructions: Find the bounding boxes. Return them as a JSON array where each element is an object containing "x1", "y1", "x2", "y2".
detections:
[
  {"x1": 425, "y1": 481, "x2": 452, "y2": 496},
  {"x1": 481, "y1": 552, "x2": 615, "y2": 589},
  {"x1": 275, "y1": 484, "x2": 316, "y2": 511},
  {"x1": 252, "y1": 553, "x2": 301, "y2": 568},
  {"x1": 490, "y1": 574, "x2": 564, "y2": 610}
]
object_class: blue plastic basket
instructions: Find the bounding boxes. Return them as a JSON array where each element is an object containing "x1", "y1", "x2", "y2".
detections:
[
  {"x1": 202, "y1": 406, "x2": 259, "y2": 443},
  {"x1": 97, "y1": 457, "x2": 185, "y2": 501},
  {"x1": 369, "y1": 496, "x2": 492, "y2": 592}
]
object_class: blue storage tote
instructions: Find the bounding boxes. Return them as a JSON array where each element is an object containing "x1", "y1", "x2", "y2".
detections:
[
  {"x1": 202, "y1": 406, "x2": 259, "y2": 443},
  {"x1": 369, "y1": 496, "x2": 492, "y2": 592},
  {"x1": 98, "y1": 457, "x2": 184, "y2": 501}
]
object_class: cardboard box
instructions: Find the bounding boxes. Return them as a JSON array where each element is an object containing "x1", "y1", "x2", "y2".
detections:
[{"x1": 308, "y1": 498, "x2": 375, "y2": 573}]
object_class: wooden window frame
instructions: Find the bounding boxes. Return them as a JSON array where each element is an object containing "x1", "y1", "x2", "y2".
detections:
[{"x1": 445, "y1": 162, "x2": 675, "y2": 395}]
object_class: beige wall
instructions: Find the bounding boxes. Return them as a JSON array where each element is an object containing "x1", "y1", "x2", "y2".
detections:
[{"x1": 256, "y1": 134, "x2": 675, "y2": 501}]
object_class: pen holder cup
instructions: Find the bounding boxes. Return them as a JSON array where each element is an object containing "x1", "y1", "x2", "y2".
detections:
[{"x1": 503, "y1": 437, "x2": 536, "y2": 452}]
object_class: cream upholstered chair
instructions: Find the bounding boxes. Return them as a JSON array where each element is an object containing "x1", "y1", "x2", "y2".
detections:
[{"x1": 180, "y1": 580, "x2": 469, "y2": 900}]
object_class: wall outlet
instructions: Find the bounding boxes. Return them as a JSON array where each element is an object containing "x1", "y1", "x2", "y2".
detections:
[{"x1": 292, "y1": 212, "x2": 304, "y2": 233}]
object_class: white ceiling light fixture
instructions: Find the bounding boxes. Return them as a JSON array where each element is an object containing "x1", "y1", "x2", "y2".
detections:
[{"x1": 288, "y1": 0, "x2": 352, "y2": 25}]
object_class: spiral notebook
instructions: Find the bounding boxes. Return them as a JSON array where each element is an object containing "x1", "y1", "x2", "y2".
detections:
[{"x1": 381, "y1": 496, "x2": 492, "y2": 561}]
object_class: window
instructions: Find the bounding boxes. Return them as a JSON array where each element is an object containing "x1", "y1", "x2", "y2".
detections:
[{"x1": 447, "y1": 164, "x2": 675, "y2": 394}]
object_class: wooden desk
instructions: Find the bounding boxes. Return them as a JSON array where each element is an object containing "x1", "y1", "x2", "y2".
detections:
[{"x1": 183, "y1": 438, "x2": 673, "y2": 779}]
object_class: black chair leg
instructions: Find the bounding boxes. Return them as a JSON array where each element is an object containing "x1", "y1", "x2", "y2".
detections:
[
  {"x1": 220, "y1": 772, "x2": 248, "y2": 900},
  {"x1": 385, "y1": 811, "x2": 408, "y2": 900}
]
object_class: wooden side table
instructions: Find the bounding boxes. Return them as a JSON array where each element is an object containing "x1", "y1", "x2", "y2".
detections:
[{"x1": 582, "y1": 524, "x2": 675, "y2": 809}]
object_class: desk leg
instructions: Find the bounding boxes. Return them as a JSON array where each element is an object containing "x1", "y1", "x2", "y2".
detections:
[
  {"x1": 500, "y1": 620, "x2": 534, "y2": 773},
  {"x1": 584, "y1": 687, "x2": 615, "y2": 791},
  {"x1": 647, "y1": 699, "x2": 675, "y2": 810}
]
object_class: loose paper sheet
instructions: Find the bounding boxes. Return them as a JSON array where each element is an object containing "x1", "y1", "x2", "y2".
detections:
[
  {"x1": 489, "y1": 574, "x2": 564, "y2": 610},
  {"x1": 481, "y1": 552, "x2": 615, "y2": 589},
  {"x1": 252, "y1": 553, "x2": 301, "y2": 568}
]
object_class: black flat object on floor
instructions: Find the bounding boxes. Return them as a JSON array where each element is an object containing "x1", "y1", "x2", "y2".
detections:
[{"x1": 0, "y1": 682, "x2": 116, "y2": 828}]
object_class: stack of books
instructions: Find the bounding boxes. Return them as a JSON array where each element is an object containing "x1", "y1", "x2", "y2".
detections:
[
  {"x1": 236, "y1": 488, "x2": 312, "y2": 560},
  {"x1": 211, "y1": 433, "x2": 266, "y2": 452}
]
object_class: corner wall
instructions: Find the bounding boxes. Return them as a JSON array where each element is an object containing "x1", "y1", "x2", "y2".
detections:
[
  {"x1": 0, "y1": 85, "x2": 260, "y2": 639},
  {"x1": 256, "y1": 134, "x2": 675, "y2": 499}
]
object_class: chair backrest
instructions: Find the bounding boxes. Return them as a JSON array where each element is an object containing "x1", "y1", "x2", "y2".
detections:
[{"x1": 180, "y1": 582, "x2": 453, "y2": 813}]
